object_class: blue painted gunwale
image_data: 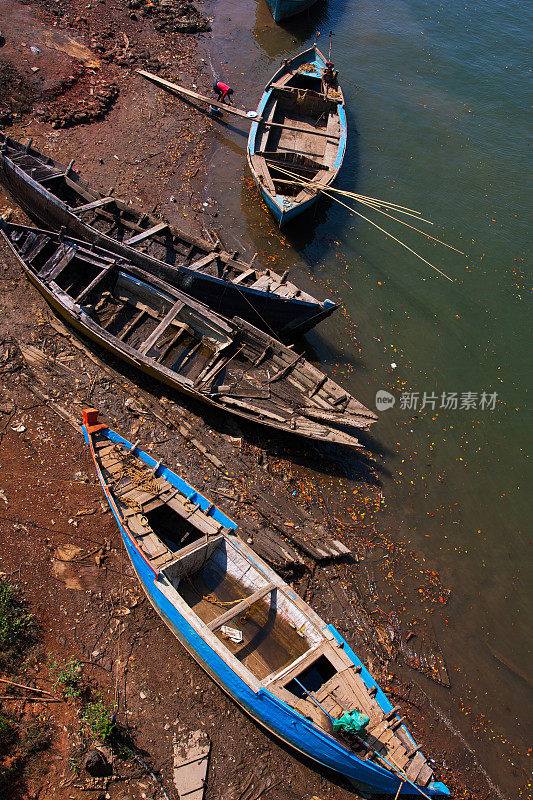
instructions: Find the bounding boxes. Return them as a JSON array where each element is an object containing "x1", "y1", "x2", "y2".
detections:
[
  {"x1": 84, "y1": 421, "x2": 449, "y2": 797},
  {"x1": 265, "y1": 0, "x2": 319, "y2": 23},
  {"x1": 247, "y1": 47, "x2": 348, "y2": 228}
]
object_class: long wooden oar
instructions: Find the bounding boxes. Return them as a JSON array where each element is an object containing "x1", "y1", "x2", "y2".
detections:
[{"x1": 136, "y1": 70, "x2": 340, "y2": 140}]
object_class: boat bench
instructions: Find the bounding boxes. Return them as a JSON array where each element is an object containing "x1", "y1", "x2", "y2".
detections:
[{"x1": 207, "y1": 582, "x2": 277, "y2": 632}]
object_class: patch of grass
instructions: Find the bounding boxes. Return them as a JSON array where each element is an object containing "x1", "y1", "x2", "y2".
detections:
[
  {"x1": 82, "y1": 698, "x2": 115, "y2": 743},
  {"x1": 0, "y1": 710, "x2": 20, "y2": 791},
  {"x1": 0, "y1": 712, "x2": 52, "y2": 792},
  {"x1": 0, "y1": 712, "x2": 17, "y2": 755},
  {"x1": 0, "y1": 578, "x2": 35, "y2": 669},
  {"x1": 50, "y1": 657, "x2": 85, "y2": 701}
]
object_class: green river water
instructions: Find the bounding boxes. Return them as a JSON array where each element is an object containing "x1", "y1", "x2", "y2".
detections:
[{"x1": 202, "y1": 0, "x2": 531, "y2": 795}]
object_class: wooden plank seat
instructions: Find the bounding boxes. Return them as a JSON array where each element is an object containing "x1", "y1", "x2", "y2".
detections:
[
  {"x1": 139, "y1": 533, "x2": 168, "y2": 560},
  {"x1": 119, "y1": 487, "x2": 160, "y2": 507},
  {"x1": 127, "y1": 514, "x2": 153, "y2": 537},
  {"x1": 25, "y1": 235, "x2": 50, "y2": 264},
  {"x1": 38, "y1": 244, "x2": 76, "y2": 279},
  {"x1": 188, "y1": 252, "x2": 218, "y2": 271},
  {"x1": 137, "y1": 299, "x2": 185, "y2": 355},
  {"x1": 232, "y1": 268, "x2": 256, "y2": 285},
  {"x1": 207, "y1": 582, "x2": 277, "y2": 632},
  {"x1": 75, "y1": 197, "x2": 116, "y2": 213},
  {"x1": 39, "y1": 171, "x2": 66, "y2": 184},
  {"x1": 126, "y1": 221, "x2": 168, "y2": 246},
  {"x1": 416, "y1": 763, "x2": 434, "y2": 786},
  {"x1": 405, "y1": 751, "x2": 427, "y2": 782},
  {"x1": 101, "y1": 454, "x2": 128, "y2": 472},
  {"x1": 76, "y1": 263, "x2": 116, "y2": 304}
]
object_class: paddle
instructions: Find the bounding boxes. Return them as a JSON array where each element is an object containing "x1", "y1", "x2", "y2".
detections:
[{"x1": 136, "y1": 70, "x2": 340, "y2": 140}]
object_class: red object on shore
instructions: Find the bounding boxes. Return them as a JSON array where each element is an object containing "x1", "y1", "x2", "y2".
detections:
[
  {"x1": 213, "y1": 81, "x2": 233, "y2": 102},
  {"x1": 82, "y1": 408, "x2": 108, "y2": 434}
]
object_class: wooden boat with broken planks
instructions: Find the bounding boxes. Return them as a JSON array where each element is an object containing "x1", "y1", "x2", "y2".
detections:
[
  {"x1": 0, "y1": 133, "x2": 338, "y2": 336},
  {"x1": 82, "y1": 408, "x2": 449, "y2": 797},
  {"x1": 0, "y1": 221, "x2": 376, "y2": 447},
  {"x1": 247, "y1": 46, "x2": 347, "y2": 226}
]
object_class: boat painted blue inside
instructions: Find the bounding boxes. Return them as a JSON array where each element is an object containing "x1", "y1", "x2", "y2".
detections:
[
  {"x1": 84, "y1": 421, "x2": 449, "y2": 797},
  {"x1": 247, "y1": 48, "x2": 347, "y2": 227}
]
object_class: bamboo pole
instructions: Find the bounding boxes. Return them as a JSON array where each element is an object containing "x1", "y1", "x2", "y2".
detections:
[
  {"x1": 0, "y1": 677, "x2": 55, "y2": 697},
  {"x1": 136, "y1": 70, "x2": 340, "y2": 139},
  {"x1": 321, "y1": 189, "x2": 454, "y2": 281},
  {"x1": 265, "y1": 162, "x2": 426, "y2": 218},
  {"x1": 264, "y1": 163, "x2": 461, "y2": 269}
]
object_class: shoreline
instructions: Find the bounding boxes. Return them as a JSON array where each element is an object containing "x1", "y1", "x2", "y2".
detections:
[{"x1": 0, "y1": 0, "x2": 519, "y2": 797}]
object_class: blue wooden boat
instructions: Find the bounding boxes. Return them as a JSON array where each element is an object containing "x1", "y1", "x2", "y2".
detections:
[
  {"x1": 0, "y1": 133, "x2": 338, "y2": 336},
  {"x1": 83, "y1": 408, "x2": 449, "y2": 797},
  {"x1": 247, "y1": 46, "x2": 346, "y2": 227},
  {"x1": 265, "y1": 0, "x2": 319, "y2": 23}
]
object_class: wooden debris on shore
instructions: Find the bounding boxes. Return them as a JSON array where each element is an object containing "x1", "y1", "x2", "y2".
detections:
[
  {"x1": 173, "y1": 728, "x2": 210, "y2": 800},
  {"x1": 14, "y1": 331, "x2": 349, "y2": 572}
]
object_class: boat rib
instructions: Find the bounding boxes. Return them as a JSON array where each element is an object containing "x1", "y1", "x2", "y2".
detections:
[
  {"x1": 0, "y1": 133, "x2": 338, "y2": 335},
  {"x1": 1, "y1": 222, "x2": 376, "y2": 447}
]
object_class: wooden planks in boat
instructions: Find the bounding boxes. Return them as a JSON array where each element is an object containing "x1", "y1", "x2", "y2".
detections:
[{"x1": 207, "y1": 582, "x2": 277, "y2": 631}]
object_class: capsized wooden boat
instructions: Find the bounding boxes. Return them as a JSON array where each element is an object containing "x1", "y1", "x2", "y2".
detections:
[
  {"x1": 83, "y1": 409, "x2": 449, "y2": 797},
  {"x1": 247, "y1": 46, "x2": 346, "y2": 226},
  {"x1": 265, "y1": 0, "x2": 319, "y2": 23},
  {"x1": 0, "y1": 221, "x2": 376, "y2": 447},
  {"x1": 0, "y1": 134, "x2": 337, "y2": 336}
]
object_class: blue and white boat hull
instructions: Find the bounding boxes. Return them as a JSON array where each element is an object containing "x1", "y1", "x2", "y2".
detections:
[
  {"x1": 83, "y1": 417, "x2": 449, "y2": 797},
  {"x1": 265, "y1": 0, "x2": 320, "y2": 23},
  {"x1": 247, "y1": 46, "x2": 347, "y2": 228}
]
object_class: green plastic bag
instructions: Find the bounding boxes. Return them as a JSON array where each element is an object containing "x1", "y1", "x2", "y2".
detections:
[{"x1": 332, "y1": 709, "x2": 370, "y2": 735}]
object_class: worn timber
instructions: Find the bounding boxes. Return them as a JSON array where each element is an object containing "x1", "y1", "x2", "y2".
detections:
[
  {"x1": 0, "y1": 133, "x2": 338, "y2": 336},
  {"x1": 1, "y1": 222, "x2": 377, "y2": 447}
]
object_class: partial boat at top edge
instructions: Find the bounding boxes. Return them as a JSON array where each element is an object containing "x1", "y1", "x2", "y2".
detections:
[
  {"x1": 0, "y1": 133, "x2": 338, "y2": 336},
  {"x1": 83, "y1": 408, "x2": 450, "y2": 797},
  {"x1": 247, "y1": 46, "x2": 346, "y2": 227},
  {"x1": 265, "y1": 0, "x2": 320, "y2": 23}
]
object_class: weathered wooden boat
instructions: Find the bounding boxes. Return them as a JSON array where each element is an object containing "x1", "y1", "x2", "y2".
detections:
[
  {"x1": 0, "y1": 134, "x2": 337, "y2": 335},
  {"x1": 247, "y1": 46, "x2": 346, "y2": 226},
  {"x1": 0, "y1": 221, "x2": 376, "y2": 446},
  {"x1": 82, "y1": 408, "x2": 449, "y2": 797},
  {"x1": 265, "y1": 0, "x2": 319, "y2": 23}
]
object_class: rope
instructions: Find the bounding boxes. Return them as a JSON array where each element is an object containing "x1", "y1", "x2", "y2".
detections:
[{"x1": 114, "y1": 457, "x2": 163, "y2": 516}]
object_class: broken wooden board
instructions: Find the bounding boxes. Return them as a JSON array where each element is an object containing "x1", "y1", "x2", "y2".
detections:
[
  {"x1": 30, "y1": 317, "x2": 354, "y2": 570},
  {"x1": 173, "y1": 727, "x2": 210, "y2": 800}
]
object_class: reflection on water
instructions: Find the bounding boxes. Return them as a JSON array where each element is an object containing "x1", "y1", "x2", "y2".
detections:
[{"x1": 205, "y1": 0, "x2": 531, "y2": 796}]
